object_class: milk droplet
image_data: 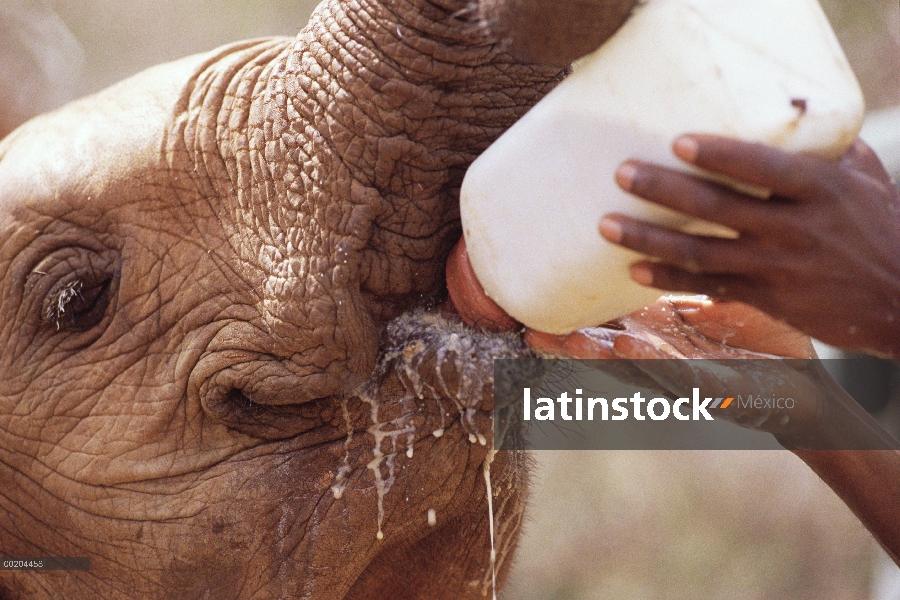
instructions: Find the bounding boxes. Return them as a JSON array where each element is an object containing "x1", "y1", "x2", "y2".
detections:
[
  {"x1": 363, "y1": 393, "x2": 415, "y2": 544},
  {"x1": 330, "y1": 398, "x2": 354, "y2": 500}
]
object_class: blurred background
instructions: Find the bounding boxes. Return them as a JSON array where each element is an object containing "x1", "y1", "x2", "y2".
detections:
[
  {"x1": 2, "y1": 0, "x2": 898, "y2": 126},
  {"x1": 2, "y1": 0, "x2": 899, "y2": 598}
]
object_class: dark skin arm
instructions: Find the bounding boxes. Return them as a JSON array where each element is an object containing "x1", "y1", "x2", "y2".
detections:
[
  {"x1": 792, "y1": 449, "x2": 900, "y2": 565},
  {"x1": 526, "y1": 297, "x2": 900, "y2": 565},
  {"x1": 599, "y1": 135, "x2": 900, "y2": 358}
]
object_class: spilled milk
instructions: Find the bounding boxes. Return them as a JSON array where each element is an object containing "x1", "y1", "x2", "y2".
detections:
[{"x1": 329, "y1": 312, "x2": 524, "y2": 597}]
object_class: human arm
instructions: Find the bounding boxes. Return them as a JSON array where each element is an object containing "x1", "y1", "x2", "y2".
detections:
[{"x1": 524, "y1": 297, "x2": 900, "y2": 564}]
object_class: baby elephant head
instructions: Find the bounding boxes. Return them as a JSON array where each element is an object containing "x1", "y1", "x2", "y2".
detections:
[{"x1": 0, "y1": 1, "x2": 635, "y2": 598}]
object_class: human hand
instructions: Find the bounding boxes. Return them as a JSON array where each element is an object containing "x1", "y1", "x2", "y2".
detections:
[
  {"x1": 526, "y1": 297, "x2": 826, "y2": 442},
  {"x1": 600, "y1": 135, "x2": 900, "y2": 358},
  {"x1": 445, "y1": 240, "x2": 895, "y2": 447},
  {"x1": 525, "y1": 295, "x2": 815, "y2": 360}
]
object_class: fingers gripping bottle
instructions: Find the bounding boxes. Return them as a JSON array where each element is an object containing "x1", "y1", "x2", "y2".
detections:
[{"x1": 460, "y1": 0, "x2": 865, "y2": 334}]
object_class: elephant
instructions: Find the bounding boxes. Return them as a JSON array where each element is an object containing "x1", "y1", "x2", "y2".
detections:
[{"x1": 0, "y1": 0, "x2": 638, "y2": 598}]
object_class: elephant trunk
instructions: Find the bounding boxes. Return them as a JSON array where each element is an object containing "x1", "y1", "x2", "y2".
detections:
[
  {"x1": 190, "y1": 0, "x2": 565, "y2": 400},
  {"x1": 186, "y1": 0, "x2": 634, "y2": 407}
]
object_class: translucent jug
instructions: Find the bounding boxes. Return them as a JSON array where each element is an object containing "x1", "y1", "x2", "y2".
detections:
[{"x1": 460, "y1": 0, "x2": 865, "y2": 334}]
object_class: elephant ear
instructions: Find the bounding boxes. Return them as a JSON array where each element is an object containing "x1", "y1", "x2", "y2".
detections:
[{"x1": 478, "y1": 0, "x2": 639, "y2": 66}]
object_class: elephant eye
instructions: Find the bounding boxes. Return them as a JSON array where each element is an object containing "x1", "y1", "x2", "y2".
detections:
[
  {"x1": 42, "y1": 276, "x2": 112, "y2": 332},
  {"x1": 29, "y1": 246, "x2": 118, "y2": 335}
]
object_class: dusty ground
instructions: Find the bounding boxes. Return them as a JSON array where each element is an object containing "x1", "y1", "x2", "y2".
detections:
[{"x1": 10, "y1": 1, "x2": 900, "y2": 598}]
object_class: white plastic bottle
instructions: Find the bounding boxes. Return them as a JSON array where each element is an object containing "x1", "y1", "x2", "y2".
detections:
[{"x1": 460, "y1": 0, "x2": 865, "y2": 334}]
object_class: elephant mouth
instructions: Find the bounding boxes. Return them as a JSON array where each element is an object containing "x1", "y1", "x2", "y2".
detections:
[
  {"x1": 374, "y1": 307, "x2": 529, "y2": 436},
  {"x1": 328, "y1": 306, "x2": 531, "y2": 556},
  {"x1": 204, "y1": 303, "x2": 530, "y2": 449}
]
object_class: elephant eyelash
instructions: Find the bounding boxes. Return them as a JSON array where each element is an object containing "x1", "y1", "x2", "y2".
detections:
[
  {"x1": 42, "y1": 277, "x2": 111, "y2": 331},
  {"x1": 43, "y1": 279, "x2": 84, "y2": 329}
]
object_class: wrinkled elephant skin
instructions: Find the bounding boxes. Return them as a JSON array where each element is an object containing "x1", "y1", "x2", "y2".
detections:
[{"x1": 0, "y1": 1, "x2": 634, "y2": 598}]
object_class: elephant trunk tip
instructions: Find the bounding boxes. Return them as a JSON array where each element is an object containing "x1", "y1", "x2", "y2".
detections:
[{"x1": 445, "y1": 238, "x2": 519, "y2": 334}]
